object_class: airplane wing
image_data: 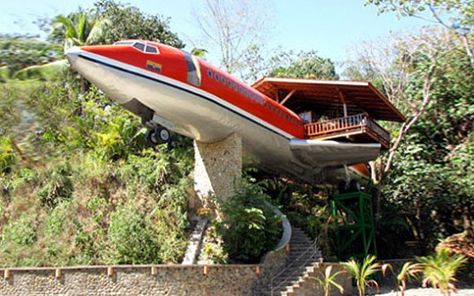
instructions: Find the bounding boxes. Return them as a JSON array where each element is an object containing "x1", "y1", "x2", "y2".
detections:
[{"x1": 290, "y1": 139, "x2": 381, "y2": 168}]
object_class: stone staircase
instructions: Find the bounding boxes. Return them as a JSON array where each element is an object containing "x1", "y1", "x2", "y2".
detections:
[{"x1": 261, "y1": 227, "x2": 322, "y2": 296}]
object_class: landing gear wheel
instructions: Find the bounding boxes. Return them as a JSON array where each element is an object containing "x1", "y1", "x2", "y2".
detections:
[{"x1": 146, "y1": 127, "x2": 171, "y2": 145}]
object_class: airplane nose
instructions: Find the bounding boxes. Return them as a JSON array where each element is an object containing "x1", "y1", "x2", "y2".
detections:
[{"x1": 65, "y1": 46, "x2": 82, "y2": 68}]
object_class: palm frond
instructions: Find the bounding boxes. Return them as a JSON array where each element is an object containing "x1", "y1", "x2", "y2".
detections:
[
  {"x1": 76, "y1": 13, "x2": 88, "y2": 44},
  {"x1": 86, "y1": 18, "x2": 111, "y2": 45},
  {"x1": 13, "y1": 60, "x2": 67, "y2": 81}
]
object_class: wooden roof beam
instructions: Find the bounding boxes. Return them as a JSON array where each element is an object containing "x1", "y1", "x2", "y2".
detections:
[{"x1": 280, "y1": 89, "x2": 296, "y2": 106}]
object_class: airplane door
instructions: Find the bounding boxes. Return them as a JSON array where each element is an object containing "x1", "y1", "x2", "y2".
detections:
[{"x1": 183, "y1": 51, "x2": 201, "y2": 87}]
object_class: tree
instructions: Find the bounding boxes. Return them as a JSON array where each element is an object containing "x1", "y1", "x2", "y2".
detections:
[
  {"x1": 366, "y1": 0, "x2": 474, "y2": 70},
  {"x1": 313, "y1": 265, "x2": 345, "y2": 296},
  {"x1": 268, "y1": 50, "x2": 339, "y2": 80},
  {"x1": 341, "y1": 255, "x2": 390, "y2": 296},
  {"x1": 52, "y1": 12, "x2": 110, "y2": 52},
  {"x1": 94, "y1": 0, "x2": 184, "y2": 48},
  {"x1": 396, "y1": 262, "x2": 422, "y2": 296},
  {"x1": 192, "y1": 0, "x2": 271, "y2": 77}
]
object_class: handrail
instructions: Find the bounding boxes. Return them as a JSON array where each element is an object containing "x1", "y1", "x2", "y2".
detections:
[
  {"x1": 269, "y1": 238, "x2": 321, "y2": 296},
  {"x1": 366, "y1": 118, "x2": 390, "y2": 143},
  {"x1": 304, "y1": 113, "x2": 390, "y2": 145},
  {"x1": 264, "y1": 201, "x2": 292, "y2": 251}
]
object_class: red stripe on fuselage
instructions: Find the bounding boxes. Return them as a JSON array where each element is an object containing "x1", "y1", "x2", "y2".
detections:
[{"x1": 82, "y1": 42, "x2": 306, "y2": 139}]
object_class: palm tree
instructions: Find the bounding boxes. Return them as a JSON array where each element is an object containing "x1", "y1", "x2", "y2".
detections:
[
  {"x1": 418, "y1": 249, "x2": 467, "y2": 296},
  {"x1": 313, "y1": 265, "x2": 345, "y2": 296},
  {"x1": 397, "y1": 262, "x2": 422, "y2": 296},
  {"x1": 9, "y1": 13, "x2": 109, "y2": 82},
  {"x1": 341, "y1": 255, "x2": 391, "y2": 296},
  {"x1": 53, "y1": 12, "x2": 110, "y2": 52}
]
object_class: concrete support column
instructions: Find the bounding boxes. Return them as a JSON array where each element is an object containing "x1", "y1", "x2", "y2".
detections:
[{"x1": 193, "y1": 133, "x2": 242, "y2": 210}]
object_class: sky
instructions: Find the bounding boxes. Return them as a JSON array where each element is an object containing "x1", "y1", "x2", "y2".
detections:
[{"x1": 0, "y1": 0, "x2": 426, "y2": 69}]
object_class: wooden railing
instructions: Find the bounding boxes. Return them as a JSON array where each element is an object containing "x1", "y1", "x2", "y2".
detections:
[{"x1": 304, "y1": 113, "x2": 390, "y2": 146}]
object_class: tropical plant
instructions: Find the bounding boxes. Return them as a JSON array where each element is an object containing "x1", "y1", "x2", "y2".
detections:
[
  {"x1": 397, "y1": 262, "x2": 422, "y2": 296},
  {"x1": 341, "y1": 255, "x2": 391, "y2": 296},
  {"x1": 216, "y1": 178, "x2": 282, "y2": 263},
  {"x1": 0, "y1": 136, "x2": 17, "y2": 173},
  {"x1": 418, "y1": 249, "x2": 468, "y2": 296},
  {"x1": 313, "y1": 265, "x2": 345, "y2": 296},
  {"x1": 106, "y1": 205, "x2": 161, "y2": 264},
  {"x1": 52, "y1": 12, "x2": 110, "y2": 52}
]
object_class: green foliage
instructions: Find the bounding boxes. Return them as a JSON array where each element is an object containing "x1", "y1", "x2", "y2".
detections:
[
  {"x1": 38, "y1": 162, "x2": 74, "y2": 208},
  {"x1": 342, "y1": 255, "x2": 389, "y2": 296},
  {"x1": 216, "y1": 179, "x2": 282, "y2": 263},
  {"x1": 0, "y1": 66, "x2": 8, "y2": 82},
  {"x1": 1, "y1": 214, "x2": 37, "y2": 247},
  {"x1": 418, "y1": 249, "x2": 467, "y2": 296},
  {"x1": 44, "y1": 201, "x2": 73, "y2": 238},
  {"x1": 381, "y1": 31, "x2": 474, "y2": 253},
  {"x1": 93, "y1": 0, "x2": 184, "y2": 48},
  {"x1": 107, "y1": 205, "x2": 160, "y2": 264},
  {"x1": 313, "y1": 265, "x2": 345, "y2": 296},
  {"x1": 0, "y1": 1, "x2": 194, "y2": 268},
  {"x1": 52, "y1": 12, "x2": 110, "y2": 51},
  {"x1": 366, "y1": 0, "x2": 474, "y2": 32},
  {"x1": 0, "y1": 35, "x2": 61, "y2": 76},
  {"x1": 13, "y1": 60, "x2": 67, "y2": 81},
  {"x1": 0, "y1": 136, "x2": 17, "y2": 173},
  {"x1": 397, "y1": 262, "x2": 422, "y2": 296},
  {"x1": 268, "y1": 50, "x2": 339, "y2": 80}
]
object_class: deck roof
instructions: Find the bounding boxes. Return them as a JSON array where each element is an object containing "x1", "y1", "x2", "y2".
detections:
[{"x1": 252, "y1": 77, "x2": 405, "y2": 122}]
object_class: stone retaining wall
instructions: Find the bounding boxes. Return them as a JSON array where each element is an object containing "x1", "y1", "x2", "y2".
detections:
[{"x1": 0, "y1": 265, "x2": 260, "y2": 296}]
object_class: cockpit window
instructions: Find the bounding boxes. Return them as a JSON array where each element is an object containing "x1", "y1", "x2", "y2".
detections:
[
  {"x1": 145, "y1": 46, "x2": 158, "y2": 53},
  {"x1": 133, "y1": 42, "x2": 145, "y2": 52},
  {"x1": 115, "y1": 40, "x2": 159, "y2": 54}
]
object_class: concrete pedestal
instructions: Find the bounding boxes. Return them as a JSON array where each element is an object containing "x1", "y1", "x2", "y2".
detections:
[{"x1": 193, "y1": 133, "x2": 242, "y2": 211}]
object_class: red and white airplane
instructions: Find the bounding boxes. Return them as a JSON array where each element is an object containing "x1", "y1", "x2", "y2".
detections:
[{"x1": 66, "y1": 40, "x2": 380, "y2": 182}]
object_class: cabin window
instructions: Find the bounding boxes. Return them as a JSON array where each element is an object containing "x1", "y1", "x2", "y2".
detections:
[
  {"x1": 145, "y1": 45, "x2": 158, "y2": 53},
  {"x1": 182, "y1": 50, "x2": 201, "y2": 87}
]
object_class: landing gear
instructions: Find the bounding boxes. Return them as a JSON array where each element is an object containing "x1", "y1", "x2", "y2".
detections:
[
  {"x1": 146, "y1": 126, "x2": 171, "y2": 145},
  {"x1": 338, "y1": 179, "x2": 361, "y2": 193}
]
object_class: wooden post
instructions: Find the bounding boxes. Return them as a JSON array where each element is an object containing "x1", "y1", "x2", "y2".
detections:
[
  {"x1": 4, "y1": 269, "x2": 10, "y2": 281},
  {"x1": 55, "y1": 268, "x2": 62, "y2": 279},
  {"x1": 203, "y1": 265, "x2": 209, "y2": 275},
  {"x1": 107, "y1": 266, "x2": 114, "y2": 277},
  {"x1": 255, "y1": 266, "x2": 261, "y2": 275},
  {"x1": 338, "y1": 90, "x2": 348, "y2": 117},
  {"x1": 151, "y1": 266, "x2": 158, "y2": 276}
]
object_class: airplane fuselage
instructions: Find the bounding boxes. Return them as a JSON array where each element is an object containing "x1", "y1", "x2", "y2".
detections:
[{"x1": 66, "y1": 40, "x2": 378, "y2": 182}]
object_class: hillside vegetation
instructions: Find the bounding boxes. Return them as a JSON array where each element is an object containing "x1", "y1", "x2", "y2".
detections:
[{"x1": 0, "y1": 77, "x2": 194, "y2": 266}]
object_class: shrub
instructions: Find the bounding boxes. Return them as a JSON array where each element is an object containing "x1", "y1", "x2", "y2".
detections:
[
  {"x1": 107, "y1": 205, "x2": 160, "y2": 264},
  {"x1": 341, "y1": 255, "x2": 391, "y2": 296},
  {"x1": 418, "y1": 249, "x2": 467, "y2": 296},
  {"x1": 0, "y1": 136, "x2": 17, "y2": 173},
  {"x1": 38, "y1": 162, "x2": 74, "y2": 208},
  {"x1": 1, "y1": 214, "x2": 37, "y2": 246},
  {"x1": 216, "y1": 179, "x2": 282, "y2": 263}
]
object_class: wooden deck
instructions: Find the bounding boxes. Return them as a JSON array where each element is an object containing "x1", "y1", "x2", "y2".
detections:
[{"x1": 304, "y1": 113, "x2": 391, "y2": 148}]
